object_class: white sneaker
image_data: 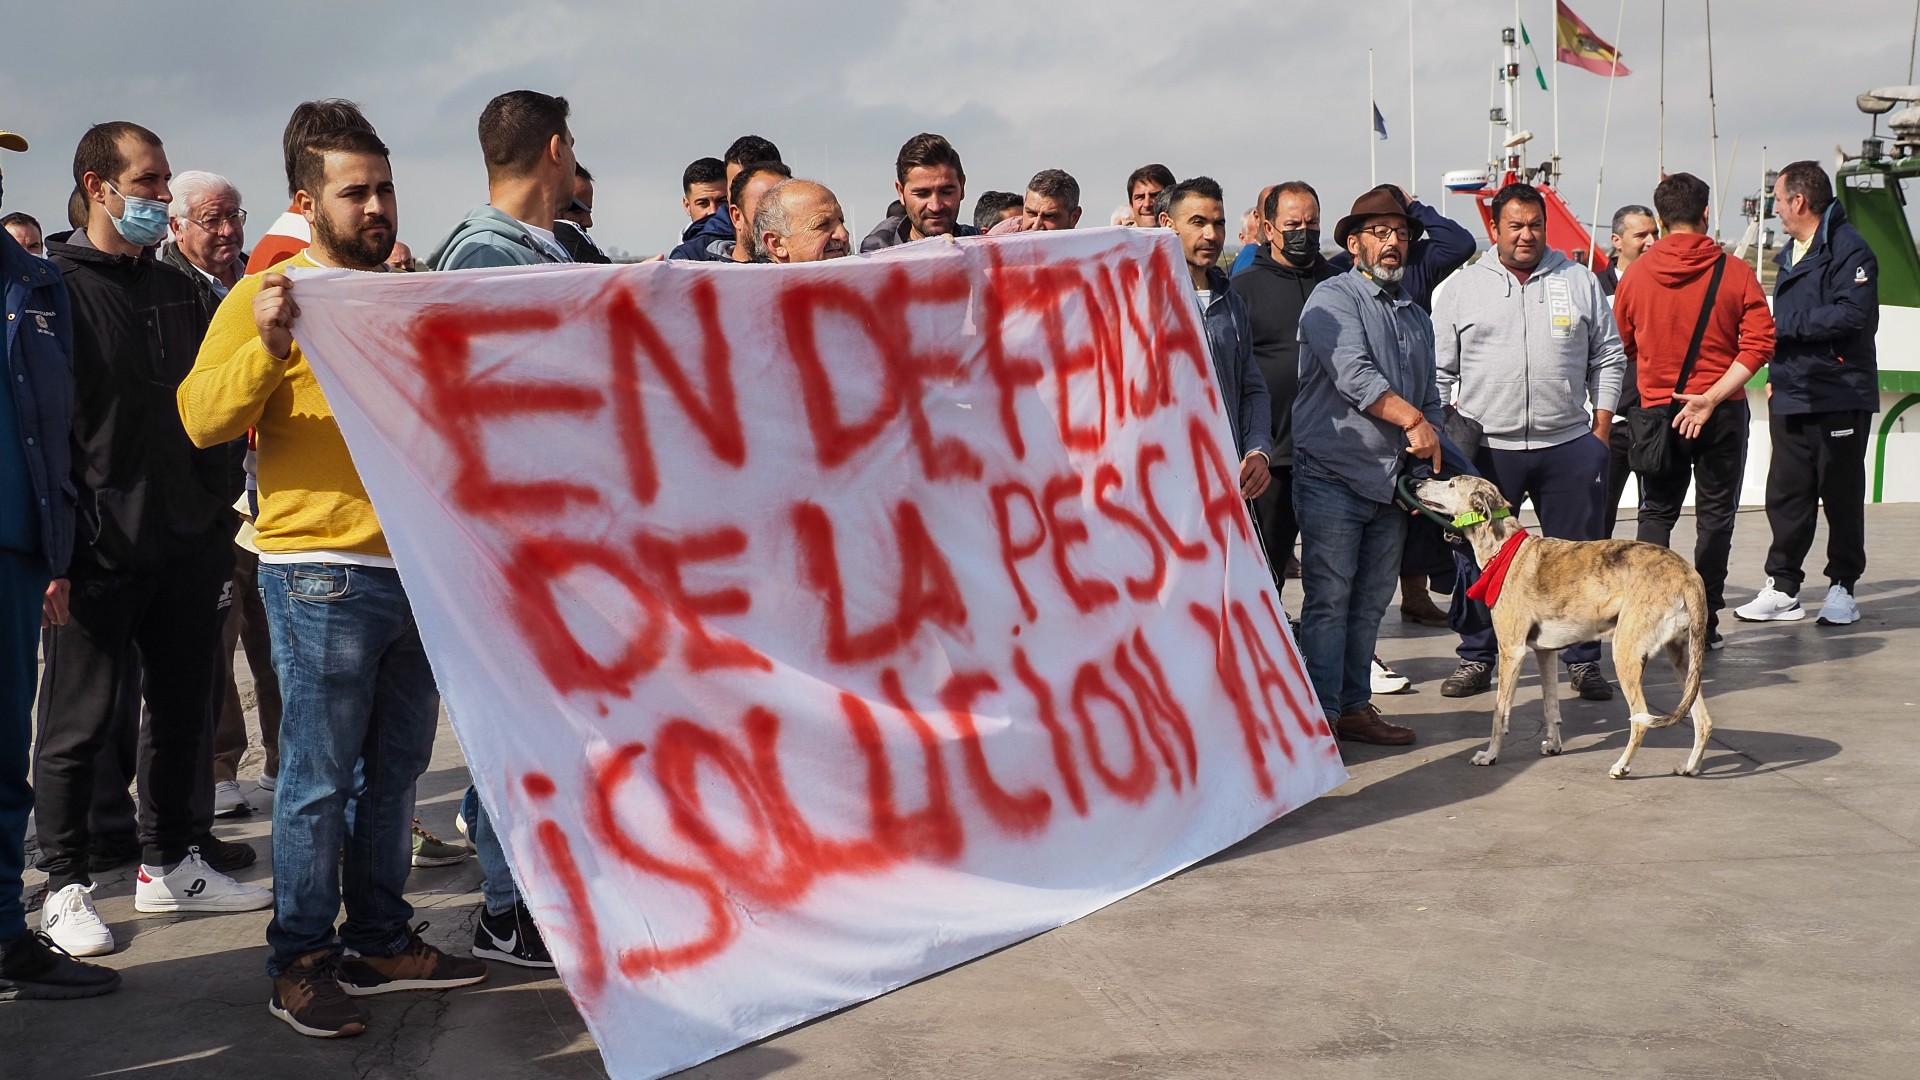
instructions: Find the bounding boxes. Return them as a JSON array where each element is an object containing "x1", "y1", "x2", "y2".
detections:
[
  {"x1": 41, "y1": 882, "x2": 116, "y2": 957},
  {"x1": 1370, "y1": 656, "x2": 1412, "y2": 695},
  {"x1": 134, "y1": 849, "x2": 273, "y2": 913},
  {"x1": 255, "y1": 772, "x2": 276, "y2": 793},
  {"x1": 1816, "y1": 584, "x2": 1860, "y2": 626},
  {"x1": 1734, "y1": 578, "x2": 1805, "y2": 622},
  {"x1": 214, "y1": 780, "x2": 253, "y2": 817}
]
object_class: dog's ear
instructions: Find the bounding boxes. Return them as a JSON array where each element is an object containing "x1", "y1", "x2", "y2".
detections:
[{"x1": 1469, "y1": 484, "x2": 1501, "y2": 518}]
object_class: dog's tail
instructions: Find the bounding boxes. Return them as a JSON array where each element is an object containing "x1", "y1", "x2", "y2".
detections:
[{"x1": 1650, "y1": 577, "x2": 1710, "y2": 729}]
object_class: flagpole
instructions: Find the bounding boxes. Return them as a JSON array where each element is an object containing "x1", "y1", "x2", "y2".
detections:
[
  {"x1": 1369, "y1": 49, "x2": 1378, "y2": 187},
  {"x1": 1408, "y1": 0, "x2": 1418, "y2": 195},
  {"x1": 1658, "y1": 0, "x2": 1667, "y2": 178},
  {"x1": 1587, "y1": 0, "x2": 1628, "y2": 270},
  {"x1": 1550, "y1": 0, "x2": 1561, "y2": 182},
  {"x1": 1706, "y1": 0, "x2": 1721, "y2": 239}
]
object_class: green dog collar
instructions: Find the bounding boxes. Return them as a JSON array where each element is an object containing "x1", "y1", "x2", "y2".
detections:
[{"x1": 1450, "y1": 507, "x2": 1512, "y2": 529}]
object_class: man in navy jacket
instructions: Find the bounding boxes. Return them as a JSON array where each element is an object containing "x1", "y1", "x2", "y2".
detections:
[
  {"x1": 1735, "y1": 162, "x2": 1879, "y2": 627},
  {"x1": 0, "y1": 129, "x2": 119, "y2": 999}
]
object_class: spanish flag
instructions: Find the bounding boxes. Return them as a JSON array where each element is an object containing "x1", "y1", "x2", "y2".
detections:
[{"x1": 1555, "y1": 0, "x2": 1630, "y2": 77}]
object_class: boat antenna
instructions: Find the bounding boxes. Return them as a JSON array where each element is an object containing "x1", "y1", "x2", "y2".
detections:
[
  {"x1": 1658, "y1": 0, "x2": 1666, "y2": 177},
  {"x1": 1706, "y1": 0, "x2": 1721, "y2": 240},
  {"x1": 1369, "y1": 48, "x2": 1378, "y2": 187},
  {"x1": 1910, "y1": 0, "x2": 1919, "y2": 83},
  {"x1": 1588, "y1": 0, "x2": 1630, "y2": 270}
]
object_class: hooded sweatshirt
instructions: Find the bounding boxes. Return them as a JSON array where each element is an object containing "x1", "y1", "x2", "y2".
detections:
[
  {"x1": 427, "y1": 206, "x2": 570, "y2": 270},
  {"x1": 1613, "y1": 232, "x2": 1774, "y2": 408},
  {"x1": 667, "y1": 210, "x2": 735, "y2": 262},
  {"x1": 1230, "y1": 243, "x2": 1336, "y2": 465},
  {"x1": 1432, "y1": 248, "x2": 1625, "y2": 450}
]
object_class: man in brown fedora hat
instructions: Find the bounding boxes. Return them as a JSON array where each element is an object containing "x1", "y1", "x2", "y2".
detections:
[{"x1": 1291, "y1": 185, "x2": 1444, "y2": 748}]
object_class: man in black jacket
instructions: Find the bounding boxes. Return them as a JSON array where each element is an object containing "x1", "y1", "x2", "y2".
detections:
[
  {"x1": 1231, "y1": 181, "x2": 1334, "y2": 597},
  {"x1": 34, "y1": 122, "x2": 266, "y2": 959},
  {"x1": 1735, "y1": 161, "x2": 1879, "y2": 627}
]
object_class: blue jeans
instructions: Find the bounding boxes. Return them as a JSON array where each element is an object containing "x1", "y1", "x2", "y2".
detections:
[
  {"x1": 462, "y1": 785, "x2": 518, "y2": 916},
  {"x1": 0, "y1": 550, "x2": 49, "y2": 941},
  {"x1": 1293, "y1": 456, "x2": 1408, "y2": 719},
  {"x1": 260, "y1": 563, "x2": 440, "y2": 975}
]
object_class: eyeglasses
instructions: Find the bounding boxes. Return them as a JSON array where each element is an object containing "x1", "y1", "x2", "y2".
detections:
[
  {"x1": 1360, "y1": 224, "x2": 1410, "y2": 242},
  {"x1": 568, "y1": 198, "x2": 592, "y2": 215},
  {"x1": 187, "y1": 209, "x2": 248, "y2": 231}
]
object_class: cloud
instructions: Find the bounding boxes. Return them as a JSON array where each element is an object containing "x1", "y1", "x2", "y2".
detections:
[{"x1": 2, "y1": 0, "x2": 1909, "y2": 256}]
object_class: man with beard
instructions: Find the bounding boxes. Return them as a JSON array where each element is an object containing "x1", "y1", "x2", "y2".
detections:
[
  {"x1": 180, "y1": 101, "x2": 488, "y2": 1039},
  {"x1": 1293, "y1": 185, "x2": 1444, "y2": 748},
  {"x1": 860, "y1": 133, "x2": 982, "y2": 251},
  {"x1": 427, "y1": 91, "x2": 577, "y2": 271},
  {"x1": 36, "y1": 122, "x2": 267, "y2": 962},
  {"x1": 723, "y1": 159, "x2": 792, "y2": 262},
  {"x1": 754, "y1": 179, "x2": 853, "y2": 263},
  {"x1": 1157, "y1": 176, "x2": 1271, "y2": 499},
  {"x1": 555, "y1": 163, "x2": 609, "y2": 264}
]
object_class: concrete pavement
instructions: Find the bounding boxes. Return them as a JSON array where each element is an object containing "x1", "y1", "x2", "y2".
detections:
[{"x1": 8, "y1": 505, "x2": 1919, "y2": 1079}]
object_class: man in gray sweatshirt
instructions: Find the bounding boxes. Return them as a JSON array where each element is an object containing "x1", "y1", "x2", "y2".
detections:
[{"x1": 1431, "y1": 183, "x2": 1626, "y2": 701}]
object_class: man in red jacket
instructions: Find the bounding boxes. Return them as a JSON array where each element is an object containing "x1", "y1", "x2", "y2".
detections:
[{"x1": 1613, "y1": 172, "x2": 1776, "y2": 645}]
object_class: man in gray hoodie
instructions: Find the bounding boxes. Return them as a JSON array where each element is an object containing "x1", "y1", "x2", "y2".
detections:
[
  {"x1": 427, "y1": 91, "x2": 576, "y2": 271},
  {"x1": 1431, "y1": 183, "x2": 1626, "y2": 701}
]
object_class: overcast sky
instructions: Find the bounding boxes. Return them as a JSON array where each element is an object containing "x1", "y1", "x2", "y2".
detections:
[{"x1": 2, "y1": 0, "x2": 1911, "y2": 257}]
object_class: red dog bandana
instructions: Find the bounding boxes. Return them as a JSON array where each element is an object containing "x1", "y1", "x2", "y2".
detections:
[{"x1": 1465, "y1": 530, "x2": 1531, "y2": 608}]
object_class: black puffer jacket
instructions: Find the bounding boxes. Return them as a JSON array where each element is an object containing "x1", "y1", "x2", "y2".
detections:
[
  {"x1": 1231, "y1": 243, "x2": 1337, "y2": 465},
  {"x1": 46, "y1": 231, "x2": 235, "y2": 573}
]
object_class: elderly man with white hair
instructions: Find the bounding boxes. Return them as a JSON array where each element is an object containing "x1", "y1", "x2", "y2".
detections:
[
  {"x1": 162, "y1": 170, "x2": 247, "y2": 317},
  {"x1": 754, "y1": 179, "x2": 852, "y2": 264}
]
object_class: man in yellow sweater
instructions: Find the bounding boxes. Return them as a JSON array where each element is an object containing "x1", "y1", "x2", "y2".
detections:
[{"x1": 178, "y1": 101, "x2": 485, "y2": 1040}]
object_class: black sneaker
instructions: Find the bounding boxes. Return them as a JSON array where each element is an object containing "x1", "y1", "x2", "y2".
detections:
[
  {"x1": 195, "y1": 834, "x2": 257, "y2": 874},
  {"x1": 1567, "y1": 661, "x2": 1616, "y2": 701},
  {"x1": 1707, "y1": 630, "x2": 1725, "y2": 651},
  {"x1": 1441, "y1": 661, "x2": 1493, "y2": 698},
  {"x1": 87, "y1": 833, "x2": 141, "y2": 874},
  {"x1": 270, "y1": 949, "x2": 367, "y2": 1037},
  {"x1": 472, "y1": 901, "x2": 555, "y2": 969},
  {"x1": 0, "y1": 931, "x2": 121, "y2": 1001}
]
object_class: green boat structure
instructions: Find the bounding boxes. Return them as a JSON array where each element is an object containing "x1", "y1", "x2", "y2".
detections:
[{"x1": 1839, "y1": 85, "x2": 1920, "y2": 502}]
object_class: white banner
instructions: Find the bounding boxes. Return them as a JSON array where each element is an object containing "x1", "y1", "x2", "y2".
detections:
[{"x1": 289, "y1": 227, "x2": 1346, "y2": 1078}]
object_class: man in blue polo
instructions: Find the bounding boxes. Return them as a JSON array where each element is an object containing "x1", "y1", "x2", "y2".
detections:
[{"x1": 1294, "y1": 185, "x2": 1443, "y2": 747}]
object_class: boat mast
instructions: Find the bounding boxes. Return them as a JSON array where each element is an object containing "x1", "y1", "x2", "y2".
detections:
[
  {"x1": 1502, "y1": 13, "x2": 1521, "y2": 180},
  {"x1": 1409, "y1": 0, "x2": 1418, "y2": 195},
  {"x1": 1706, "y1": 0, "x2": 1721, "y2": 239}
]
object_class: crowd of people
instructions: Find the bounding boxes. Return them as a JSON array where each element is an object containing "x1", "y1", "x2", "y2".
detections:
[{"x1": 0, "y1": 86, "x2": 1881, "y2": 1047}]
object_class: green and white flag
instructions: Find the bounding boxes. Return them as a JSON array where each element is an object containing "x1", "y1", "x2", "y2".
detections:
[{"x1": 1520, "y1": 22, "x2": 1549, "y2": 89}]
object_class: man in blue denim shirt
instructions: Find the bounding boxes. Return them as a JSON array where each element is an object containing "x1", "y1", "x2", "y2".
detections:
[{"x1": 1294, "y1": 186, "x2": 1444, "y2": 747}]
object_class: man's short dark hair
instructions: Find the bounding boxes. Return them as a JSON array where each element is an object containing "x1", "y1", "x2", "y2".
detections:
[
  {"x1": 72, "y1": 121, "x2": 162, "y2": 193},
  {"x1": 477, "y1": 90, "x2": 570, "y2": 180},
  {"x1": 575, "y1": 163, "x2": 595, "y2": 183},
  {"x1": 1027, "y1": 168, "x2": 1079, "y2": 210},
  {"x1": 724, "y1": 135, "x2": 782, "y2": 167},
  {"x1": 1127, "y1": 163, "x2": 1175, "y2": 196},
  {"x1": 1778, "y1": 160, "x2": 1834, "y2": 215},
  {"x1": 284, "y1": 100, "x2": 390, "y2": 200},
  {"x1": 729, "y1": 160, "x2": 792, "y2": 207},
  {"x1": 971, "y1": 191, "x2": 1022, "y2": 232},
  {"x1": 894, "y1": 133, "x2": 965, "y2": 185},
  {"x1": 1, "y1": 212, "x2": 40, "y2": 233},
  {"x1": 66, "y1": 188, "x2": 88, "y2": 229},
  {"x1": 1653, "y1": 172, "x2": 1711, "y2": 228},
  {"x1": 1262, "y1": 181, "x2": 1318, "y2": 221},
  {"x1": 282, "y1": 99, "x2": 374, "y2": 196},
  {"x1": 1490, "y1": 182, "x2": 1547, "y2": 224},
  {"x1": 1161, "y1": 176, "x2": 1224, "y2": 220},
  {"x1": 683, "y1": 157, "x2": 726, "y2": 194},
  {"x1": 1610, "y1": 204, "x2": 1654, "y2": 236}
]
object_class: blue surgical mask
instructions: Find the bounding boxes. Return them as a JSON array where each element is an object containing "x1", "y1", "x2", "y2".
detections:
[{"x1": 107, "y1": 182, "x2": 171, "y2": 247}]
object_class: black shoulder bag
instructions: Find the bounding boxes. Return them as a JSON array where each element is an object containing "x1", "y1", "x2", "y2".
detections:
[{"x1": 1627, "y1": 254, "x2": 1726, "y2": 476}]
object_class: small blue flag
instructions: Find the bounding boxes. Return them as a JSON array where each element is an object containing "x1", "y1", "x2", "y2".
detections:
[{"x1": 1373, "y1": 103, "x2": 1388, "y2": 141}]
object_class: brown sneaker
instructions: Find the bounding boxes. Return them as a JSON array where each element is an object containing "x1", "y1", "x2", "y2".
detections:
[
  {"x1": 269, "y1": 949, "x2": 367, "y2": 1038},
  {"x1": 1335, "y1": 704, "x2": 1417, "y2": 746},
  {"x1": 1399, "y1": 576, "x2": 1450, "y2": 626},
  {"x1": 338, "y1": 923, "x2": 488, "y2": 996}
]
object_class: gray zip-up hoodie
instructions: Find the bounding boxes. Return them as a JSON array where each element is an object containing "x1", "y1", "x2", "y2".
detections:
[{"x1": 1432, "y1": 248, "x2": 1625, "y2": 451}]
